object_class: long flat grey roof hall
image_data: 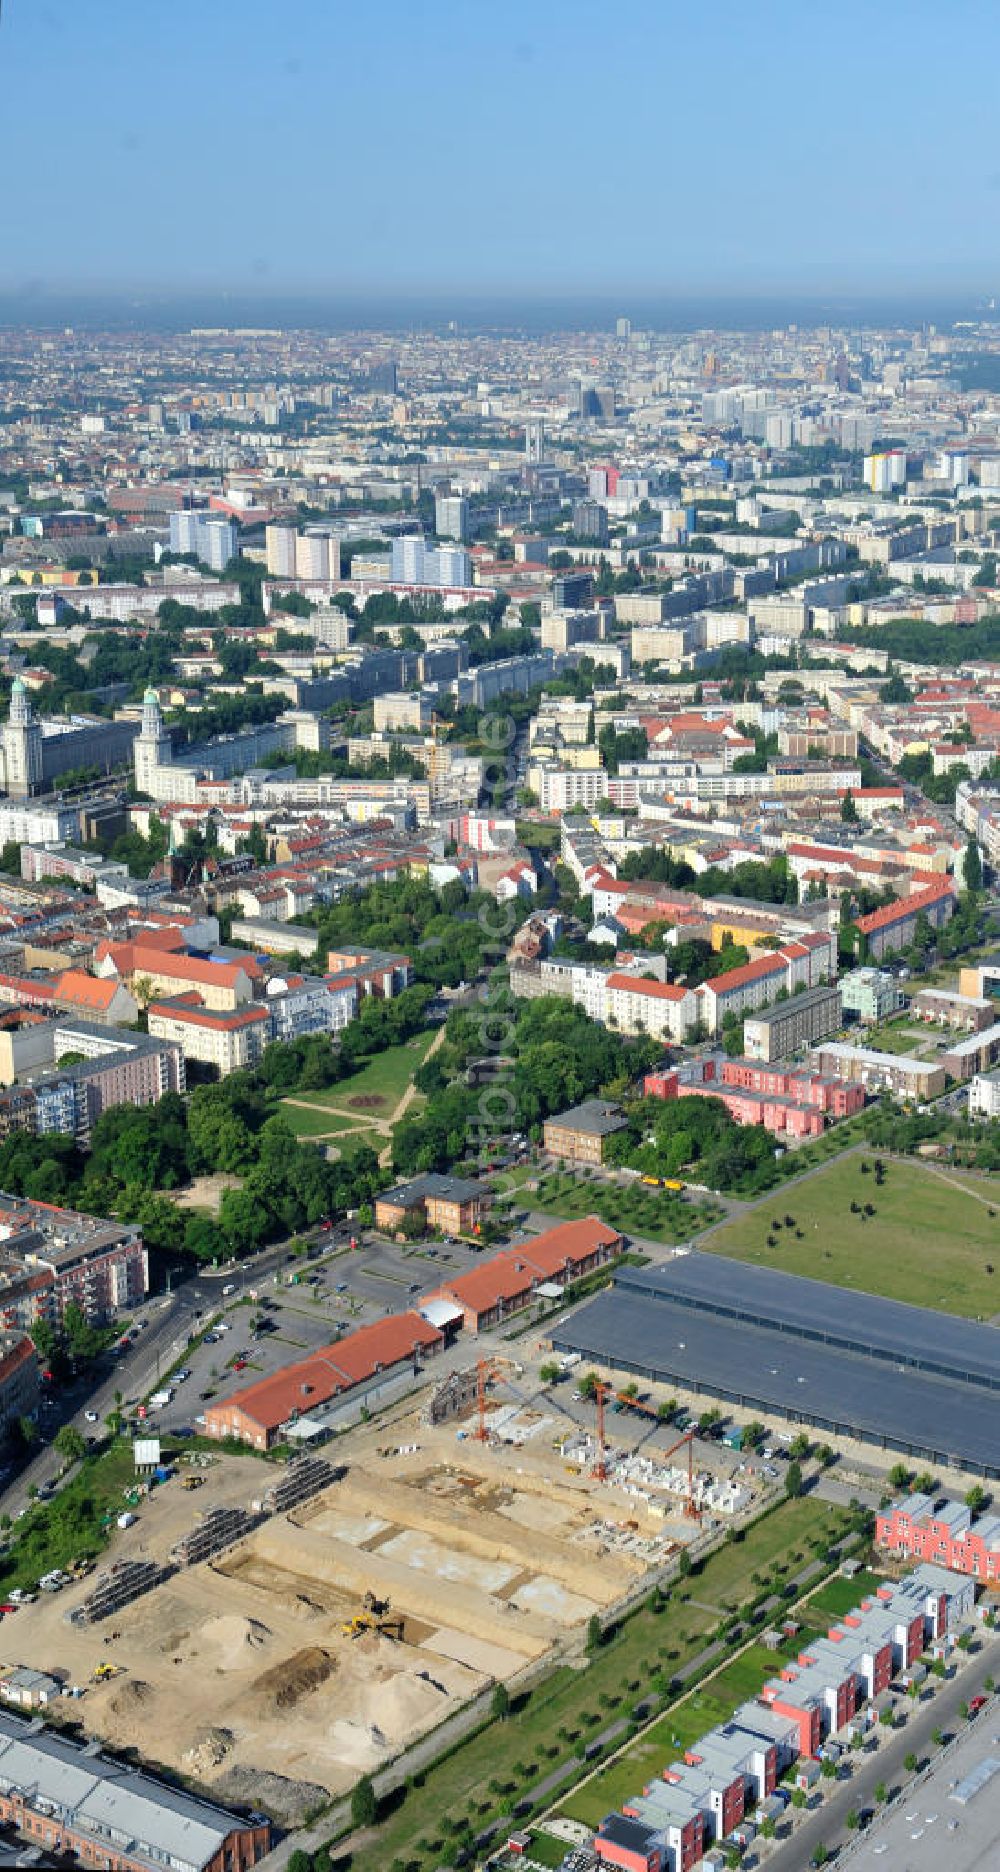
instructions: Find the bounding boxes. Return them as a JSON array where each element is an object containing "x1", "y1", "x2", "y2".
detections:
[{"x1": 550, "y1": 1252, "x2": 1000, "y2": 1476}]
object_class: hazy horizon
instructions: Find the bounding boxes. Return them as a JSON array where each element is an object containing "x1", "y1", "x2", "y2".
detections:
[{"x1": 0, "y1": 287, "x2": 997, "y2": 338}]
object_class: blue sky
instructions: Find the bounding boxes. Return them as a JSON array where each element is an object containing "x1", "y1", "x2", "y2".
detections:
[{"x1": 4, "y1": 0, "x2": 999, "y2": 299}]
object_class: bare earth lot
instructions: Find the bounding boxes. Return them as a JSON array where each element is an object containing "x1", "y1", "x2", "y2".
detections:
[{"x1": 9, "y1": 1403, "x2": 706, "y2": 1811}]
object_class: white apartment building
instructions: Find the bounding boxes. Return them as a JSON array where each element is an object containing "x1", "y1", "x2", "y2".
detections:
[
  {"x1": 605, "y1": 973, "x2": 697, "y2": 1042},
  {"x1": 969, "y1": 1069, "x2": 1000, "y2": 1120},
  {"x1": 147, "y1": 1001, "x2": 272, "y2": 1074},
  {"x1": 531, "y1": 763, "x2": 608, "y2": 812},
  {"x1": 265, "y1": 524, "x2": 297, "y2": 578}
]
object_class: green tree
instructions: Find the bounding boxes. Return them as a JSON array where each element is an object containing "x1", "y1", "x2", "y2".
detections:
[
  {"x1": 54, "y1": 1424, "x2": 87, "y2": 1464},
  {"x1": 351, "y1": 1776, "x2": 377, "y2": 1828},
  {"x1": 491, "y1": 1682, "x2": 510, "y2": 1720},
  {"x1": 785, "y1": 1459, "x2": 803, "y2": 1499},
  {"x1": 586, "y1": 1614, "x2": 603, "y2": 1651},
  {"x1": 841, "y1": 788, "x2": 859, "y2": 823},
  {"x1": 29, "y1": 1319, "x2": 58, "y2": 1363},
  {"x1": 963, "y1": 837, "x2": 983, "y2": 893}
]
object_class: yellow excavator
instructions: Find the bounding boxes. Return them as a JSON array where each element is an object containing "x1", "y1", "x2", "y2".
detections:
[
  {"x1": 341, "y1": 1594, "x2": 404, "y2": 1641},
  {"x1": 91, "y1": 1662, "x2": 124, "y2": 1683}
]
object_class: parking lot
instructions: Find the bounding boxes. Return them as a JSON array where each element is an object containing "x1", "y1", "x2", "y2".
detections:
[{"x1": 144, "y1": 1229, "x2": 490, "y2": 1433}]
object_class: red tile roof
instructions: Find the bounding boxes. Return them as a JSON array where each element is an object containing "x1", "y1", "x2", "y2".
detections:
[
  {"x1": 421, "y1": 1216, "x2": 621, "y2": 1321},
  {"x1": 206, "y1": 1311, "x2": 442, "y2": 1435},
  {"x1": 97, "y1": 940, "x2": 262, "y2": 988},
  {"x1": 606, "y1": 972, "x2": 690, "y2": 1001},
  {"x1": 856, "y1": 875, "x2": 956, "y2": 936},
  {"x1": 702, "y1": 952, "x2": 788, "y2": 997}
]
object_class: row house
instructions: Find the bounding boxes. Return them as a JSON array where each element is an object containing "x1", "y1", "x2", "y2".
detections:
[
  {"x1": 855, "y1": 875, "x2": 957, "y2": 960},
  {"x1": 597, "y1": 1566, "x2": 966, "y2": 1872},
  {"x1": 877, "y1": 1492, "x2": 1000, "y2": 1584}
]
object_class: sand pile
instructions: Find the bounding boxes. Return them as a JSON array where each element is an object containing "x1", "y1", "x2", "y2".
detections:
[
  {"x1": 359, "y1": 1665, "x2": 449, "y2": 1745},
  {"x1": 248, "y1": 1645, "x2": 334, "y2": 1714},
  {"x1": 200, "y1": 1614, "x2": 271, "y2": 1671}
]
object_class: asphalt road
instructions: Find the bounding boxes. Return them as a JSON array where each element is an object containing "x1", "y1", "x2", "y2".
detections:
[{"x1": 766, "y1": 1631, "x2": 1000, "y2": 1870}]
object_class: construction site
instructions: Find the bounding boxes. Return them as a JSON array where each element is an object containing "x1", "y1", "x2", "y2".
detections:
[{"x1": 2, "y1": 1365, "x2": 765, "y2": 1820}]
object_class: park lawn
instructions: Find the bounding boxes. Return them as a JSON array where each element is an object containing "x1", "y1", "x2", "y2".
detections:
[
  {"x1": 699, "y1": 1155, "x2": 1000, "y2": 1318},
  {"x1": 331, "y1": 1127, "x2": 383, "y2": 1161},
  {"x1": 562, "y1": 1640, "x2": 831, "y2": 1828},
  {"x1": 280, "y1": 1105, "x2": 366, "y2": 1138},
  {"x1": 685, "y1": 1496, "x2": 848, "y2": 1611},
  {"x1": 333, "y1": 1030, "x2": 437, "y2": 1114},
  {"x1": 559, "y1": 1504, "x2": 848, "y2": 1828}
]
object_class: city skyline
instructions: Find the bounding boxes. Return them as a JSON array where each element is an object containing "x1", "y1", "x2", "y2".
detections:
[{"x1": 4, "y1": 0, "x2": 1000, "y2": 300}]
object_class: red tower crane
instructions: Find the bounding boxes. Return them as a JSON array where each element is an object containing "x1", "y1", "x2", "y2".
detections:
[
  {"x1": 473, "y1": 1357, "x2": 501, "y2": 1442},
  {"x1": 591, "y1": 1379, "x2": 612, "y2": 1481}
]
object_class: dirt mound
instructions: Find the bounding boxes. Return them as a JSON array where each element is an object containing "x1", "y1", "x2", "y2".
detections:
[
  {"x1": 248, "y1": 1645, "x2": 334, "y2": 1713},
  {"x1": 108, "y1": 1679, "x2": 154, "y2": 1716},
  {"x1": 347, "y1": 1093, "x2": 384, "y2": 1109},
  {"x1": 213, "y1": 1766, "x2": 329, "y2": 1827}
]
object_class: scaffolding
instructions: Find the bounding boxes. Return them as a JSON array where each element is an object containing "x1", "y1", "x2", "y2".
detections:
[
  {"x1": 171, "y1": 1504, "x2": 266, "y2": 1568},
  {"x1": 262, "y1": 1453, "x2": 341, "y2": 1515},
  {"x1": 71, "y1": 1558, "x2": 174, "y2": 1626}
]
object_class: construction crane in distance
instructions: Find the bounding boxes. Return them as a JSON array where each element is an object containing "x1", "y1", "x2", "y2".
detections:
[
  {"x1": 589, "y1": 1386, "x2": 701, "y2": 1519},
  {"x1": 659, "y1": 1427, "x2": 702, "y2": 1522},
  {"x1": 591, "y1": 1379, "x2": 613, "y2": 1481},
  {"x1": 473, "y1": 1356, "x2": 503, "y2": 1442}
]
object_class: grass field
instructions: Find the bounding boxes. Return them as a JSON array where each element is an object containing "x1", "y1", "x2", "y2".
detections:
[
  {"x1": 701, "y1": 1154, "x2": 1000, "y2": 1317},
  {"x1": 279, "y1": 1033, "x2": 436, "y2": 1130},
  {"x1": 331, "y1": 1128, "x2": 383, "y2": 1161},
  {"x1": 526, "y1": 1173, "x2": 720, "y2": 1245},
  {"x1": 332, "y1": 1030, "x2": 436, "y2": 1111},
  {"x1": 805, "y1": 1568, "x2": 884, "y2": 1620},
  {"x1": 863, "y1": 1023, "x2": 939, "y2": 1056},
  {"x1": 0, "y1": 1436, "x2": 201, "y2": 1595},
  {"x1": 280, "y1": 1105, "x2": 367, "y2": 1139},
  {"x1": 561, "y1": 1632, "x2": 830, "y2": 1827},
  {"x1": 347, "y1": 1495, "x2": 849, "y2": 1872}
]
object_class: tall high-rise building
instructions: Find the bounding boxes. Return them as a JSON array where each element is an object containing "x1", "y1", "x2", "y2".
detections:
[
  {"x1": 863, "y1": 450, "x2": 907, "y2": 493},
  {"x1": 168, "y1": 511, "x2": 236, "y2": 572},
  {"x1": 572, "y1": 500, "x2": 609, "y2": 544},
  {"x1": 616, "y1": 316, "x2": 631, "y2": 339},
  {"x1": 390, "y1": 537, "x2": 471, "y2": 588},
  {"x1": 1, "y1": 678, "x2": 44, "y2": 799},
  {"x1": 295, "y1": 533, "x2": 333, "y2": 580},
  {"x1": 435, "y1": 494, "x2": 469, "y2": 542},
  {"x1": 133, "y1": 688, "x2": 172, "y2": 798},
  {"x1": 265, "y1": 524, "x2": 297, "y2": 578},
  {"x1": 525, "y1": 417, "x2": 545, "y2": 464}
]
